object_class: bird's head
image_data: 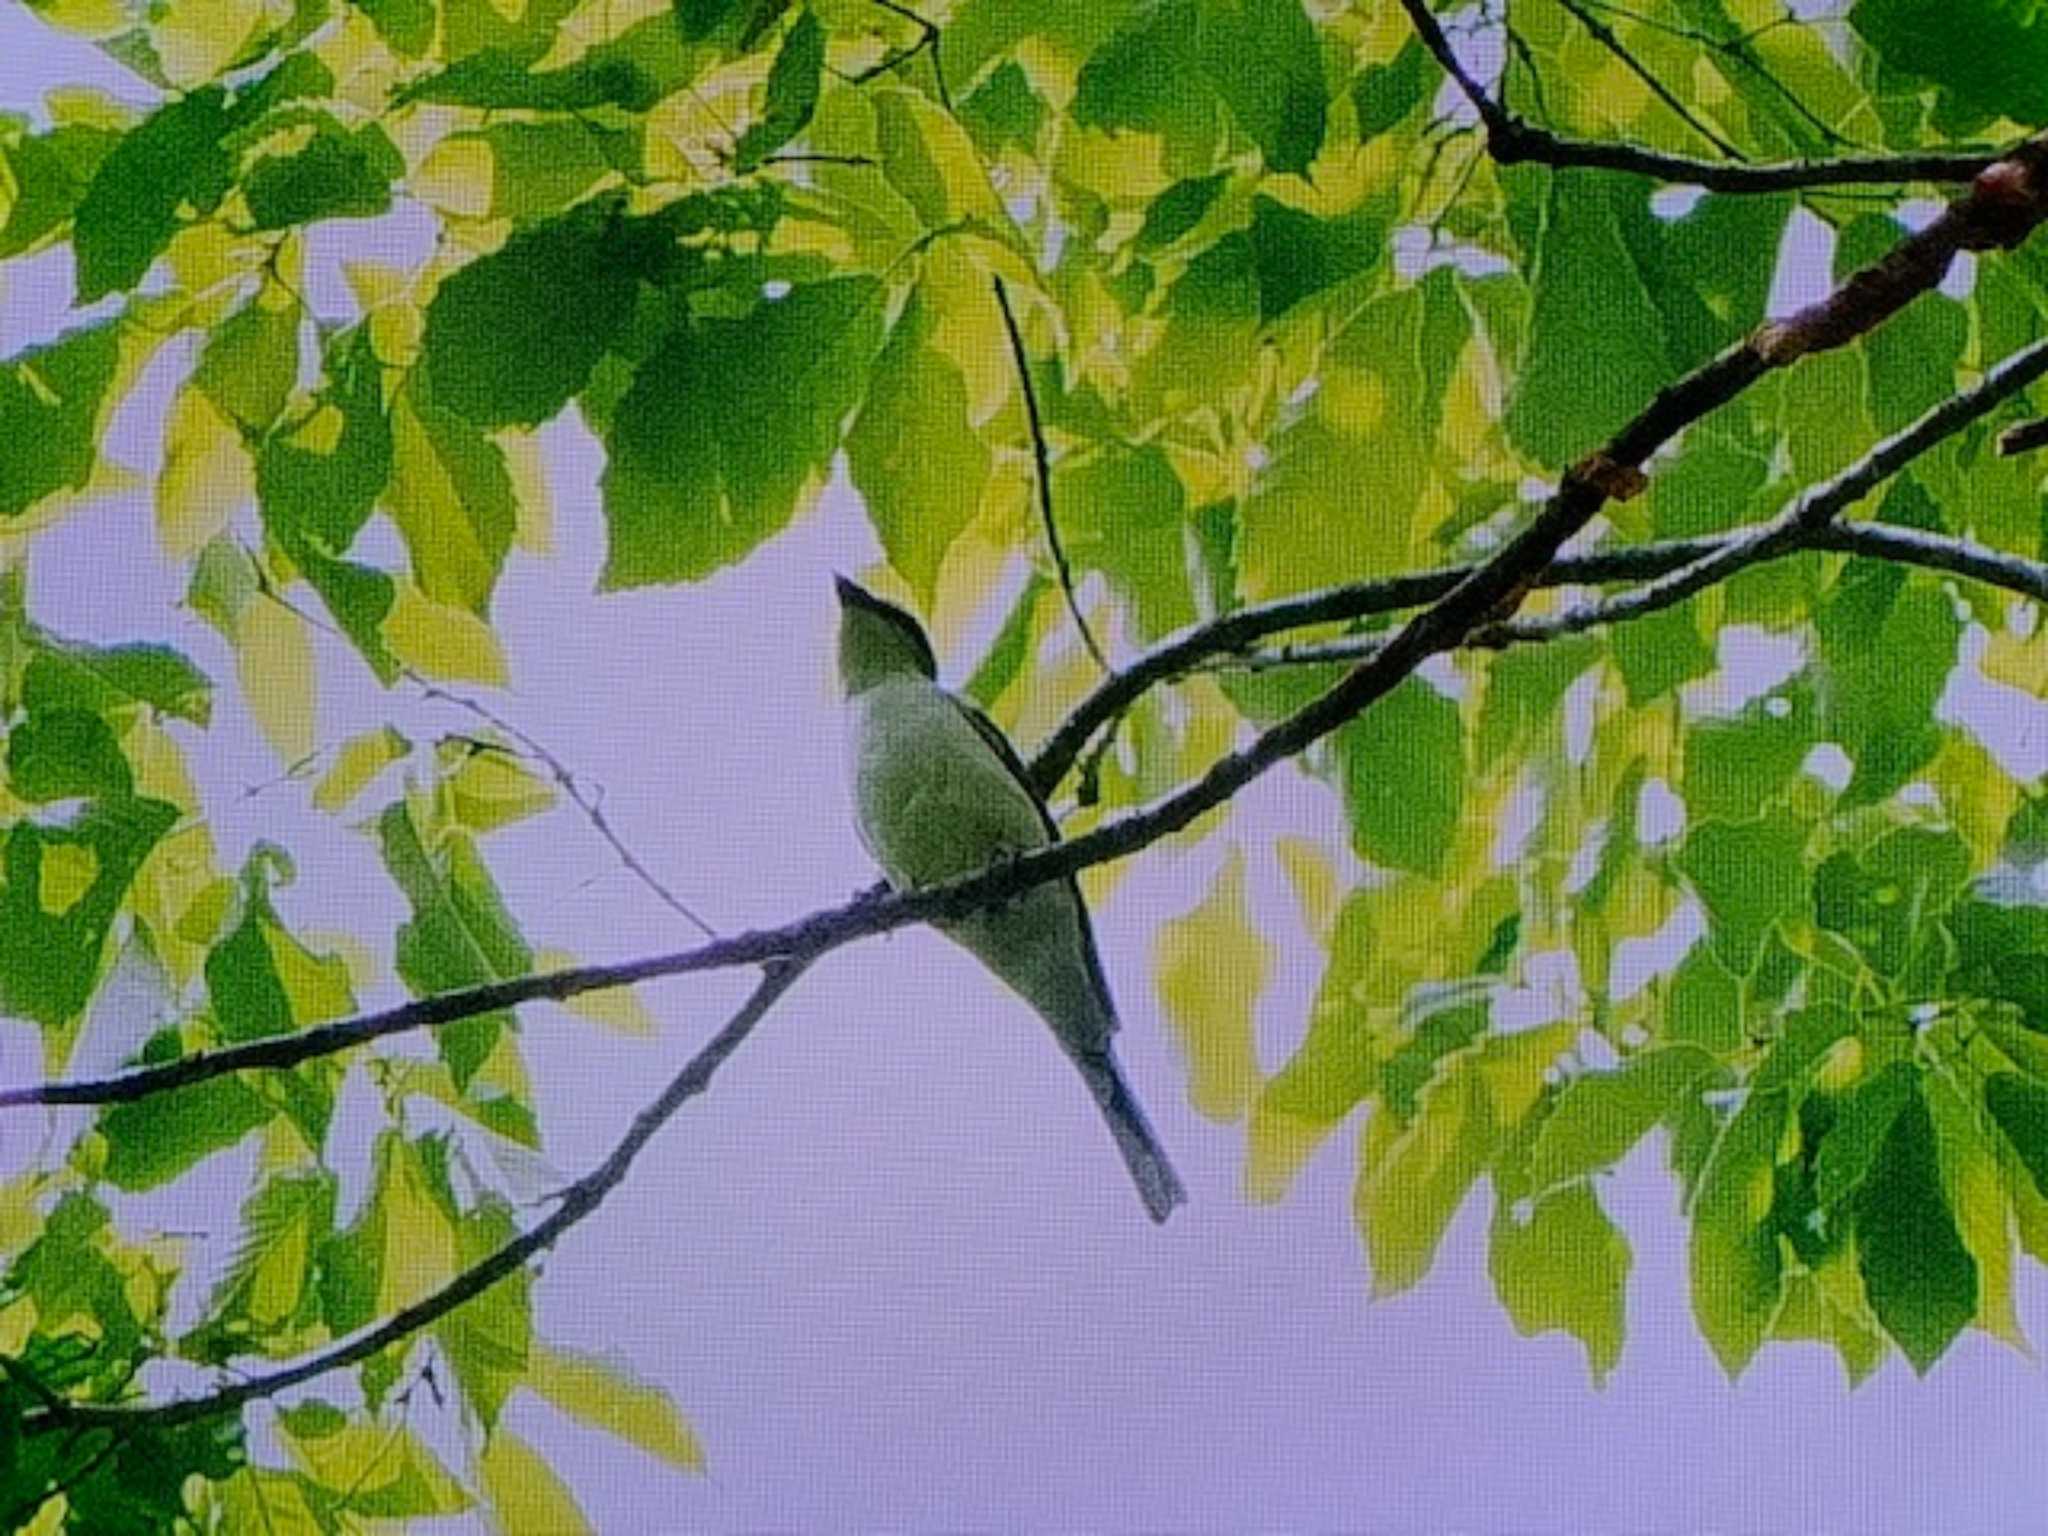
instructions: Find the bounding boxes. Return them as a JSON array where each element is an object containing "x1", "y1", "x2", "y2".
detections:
[{"x1": 834, "y1": 576, "x2": 938, "y2": 695}]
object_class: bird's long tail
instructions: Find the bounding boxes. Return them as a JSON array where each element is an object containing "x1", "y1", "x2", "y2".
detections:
[{"x1": 1068, "y1": 1047, "x2": 1187, "y2": 1223}]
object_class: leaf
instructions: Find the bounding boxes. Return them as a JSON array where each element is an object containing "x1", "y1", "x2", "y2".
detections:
[
  {"x1": 1986, "y1": 1071, "x2": 2048, "y2": 1199},
  {"x1": 1489, "y1": 1181, "x2": 1630, "y2": 1382},
  {"x1": 1810, "y1": 1061, "x2": 1915, "y2": 1211},
  {"x1": 181, "y1": 1172, "x2": 336, "y2": 1362},
  {"x1": 72, "y1": 86, "x2": 235, "y2": 300},
  {"x1": 7, "y1": 710, "x2": 133, "y2": 802},
  {"x1": 256, "y1": 324, "x2": 393, "y2": 557},
  {"x1": 0, "y1": 320, "x2": 124, "y2": 517},
  {"x1": 421, "y1": 201, "x2": 645, "y2": 429},
  {"x1": 1854, "y1": 1082, "x2": 1976, "y2": 1373},
  {"x1": 0, "y1": 122, "x2": 120, "y2": 259},
  {"x1": 1506, "y1": 171, "x2": 1674, "y2": 467},
  {"x1": 1674, "y1": 812, "x2": 1809, "y2": 974},
  {"x1": 599, "y1": 277, "x2": 884, "y2": 587},
  {"x1": 1247, "y1": 195, "x2": 1384, "y2": 323},
  {"x1": 873, "y1": 87, "x2": 1005, "y2": 230},
  {"x1": 1815, "y1": 563, "x2": 1961, "y2": 806},
  {"x1": 845, "y1": 285, "x2": 989, "y2": 604},
  {"x1": 1689, "y1": 1081, "x2": 1787, "y2": 1377},
  {"x1": 1527, "y1": 1045, "x2": 1719, "y2": 1194},
  {"x1": 480, "y1": 1430, "x2": 593, "y2": 1535},
  {"x1": 1051, "y1": 443, "x2": 1196, "y2": 642},
  {"x1": 1850, "y1": 0, "x2": 2048, "y2": 123},
  {"x1": 530, "y1": 1344, "x2": 706, "y2": 1473},
  {"x1": 1133, "y1": 172, "x2": 1229, "y2": 252},
  {"x1": 1153, "y1": 847, "x2": 1271, "y2": 1123},
  {"x1": 1358, "y1": 1021, "x2": 1573, "y2": 1296},
  {"x1": 354, "y1": 0, "x2": 435, "y2": 55},
  {"x1": 280, "y1": 1404, "x2": 470, "y2": 1517},
  {"x1": 100, "y1": 1070, "x2": 275, "y2": 1190},
  {"x1": 1334, "y1": 676, "x2": 1463, "y2": 877},
  {"x1": 435, "y1": 1198, "x2": 530, "y2": 1428},
  {"x1": 0, "y1": 795, "x2": 178, "y2": 1026},
  {"x1": 398, "y1": 17, "x2": 696, "y2": 112},
  {"x1": 1811, "y1": 826, "x2": 1970, "y2": 980},
  {"x1": 1352, "y1": 38, "x2": 1431, "y2": 139},
  {"x1": 1195, "y1": 0, "x2": 1327, "y2": 177},
  {"x1": 378, "y1": 801, "x2": 533, "y2": 1090},
  {"x1": 244, "y1": 119, "x2": 403, "y2": 231},
  {"x1": 959, "y1": 60, "x2": 1045, "y2": 156},
  {"x1": 194, "y1": 289, "x2": 301, "y2": 435},
  {"x1": 313, "y1": 726, "x2": 412, "y2": 813},
  {"x1": 22, "y1": 633, "x2": 212, "y2": 725},
  {"x1": 1681, "y1": 673, "x2": 1818, "y2": 822},
  {"x1": 1611, "y1": 598, "x2": 1715, "y2": 706},
  {"x1": 731, "y1": 7, "x2": 824, "y2": 171},
  {"x1": 385, "y1": 374, "x2": 517, "y2": 614}
]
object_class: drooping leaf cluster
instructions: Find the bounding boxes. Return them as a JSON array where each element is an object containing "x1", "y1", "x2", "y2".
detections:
[{"x1": 4, "y1": 0, "x2": 2048, "y2": 1523}]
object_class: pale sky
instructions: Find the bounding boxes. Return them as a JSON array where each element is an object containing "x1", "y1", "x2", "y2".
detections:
[{"x1": 5, "y1": 11, "x2": 2048, "y2": 1532}]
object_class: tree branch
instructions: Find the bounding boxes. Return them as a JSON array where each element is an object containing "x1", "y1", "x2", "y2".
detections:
[
  {"x1": 24, "y1": 959, "x2": 811, "y2": 1435},
  {"x1": 1395, "y1": 0, "x2": 2002, "y2": 191},
  {"x1": 992, "y1": 275, "x2": 1109, "y2": 674}
]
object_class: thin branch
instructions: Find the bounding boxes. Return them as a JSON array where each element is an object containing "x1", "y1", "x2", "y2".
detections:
[
  {"x1": 25, "y1": 960, "x2": 810, "y2": 1435},
  {"x1": 1999, "y1": 417, "x2": 2048, "y2": 456},
  {"x1": 1553, "y1": 0, "x2": 1746, "y2": 161},
  {"x1": 857, "y1": 0, "x2": 951, "y2": 114},
  {"x1": 416, "y1": 682, "x2": 721, "y2": 941},
  {"x1": 1395, "y1": 0, "x2": 2001, "y2": 190},
  {"x1": 993, "y1": 275, "x2": 1110, "y2": 675}
]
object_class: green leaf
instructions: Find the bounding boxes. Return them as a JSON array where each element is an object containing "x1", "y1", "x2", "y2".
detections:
[
  {"x1": 1674, "y1": 812, "x2": 1809, "y2": 974},
  {"x1": 399, "y1": 17, "x2": 696, "y2": 111},
  {"x1": 1506, "y1": 171, "x2": 1673, "y2": 467},
  {"x1": 256, "y1": 324, "x2": 393, "y2": 557},
  {"x1": 355, "y1": 0, "x2": 436, "y2": 55},
  {"x1": 1527, "y1": 1046, "x2": 1719, "y2": 1193},
  {"x1": 180, "y1": 1172, "x2": 336, "y2": 1363},
  {"x1": 1665, "y1": 939, "x2": 1742, "y2": 1052},
  {"x1": 959, "y1": 60, "x2": 1046, "y2": 156},
  {"x1": 845, "y1": 285, "x2": 989, "y2": 605},
  {"x1": 436, "y1": 1198, "x2": 531, "y2": 1428},
  {"x1": 1812, "y1": 826, "x2": 1970, "y2": 980},
  {"x1": 1811, "y1": 1061, "x2": 1915, "y2": 1211},
  {"x1": 1815, "y1": 561, "x2": 1960, "y2": 806},
  {"x1": 1133, "y1": 172, "x2": 1229, "y2": 252},
  {"x1": 1351, "y1": 38, "x2": 1431, "y2": 139},
  {"x1": 1053, "y1": 443, "x2": 1196, "y2": 642},
  {"x1": 423, "y1": 201, "x2": 647, "y2": 430},
  {"x1": 1073, "y1": 1, "x2": 1215, "y2": 159},
  {"x1": 387, "y1": 373, "x2": 517, "y2": 614},
  {"x1": 21, "y1": 636, "x2": 213, "y2": 725},
  {"x1": 1247, "y1": 194, "x2": 1383, "y2": 323},
  {"x1": 72, "y1": 86, "x2": 236, "y2": 301},
  {"x1": 963, "y1": 573, "x2": 1047, "y2": 710},
  {"x1": 1986, "y1": 1071, "x2": 2048, "y2": 1199},
  {"x1": 1850, "y1": 0, "x2": 2048, "y2": 123},
  {"x1": 1611, "y1": 598, "x2": 1714, "y2": 706},
  {"x1": 244, "y1": 118, "x2": 404, "y2": 230},
  {"x1": 1490, "y1": 1181, "x2": 1629, "y2": 1382},
  {"x1": 0, "y1": 122, "x2": 120, "y2": 259},
  {"x1": 1334, "y1": 676, "x2": 1462, "y2": 877},
  {"x1": 1195, "y1": 0, "x2": 1327, "y2": 177},
  {"x1": 100, "y1": 1069, "x2": 276, "y2": 1191},
  {"x1": 378, "y1": 802, "x2": 532, "y2": 1090},
  {"x1": 600, "y1": 276, "x2": 884, "y2": 587},
  {"x1": 1855, "y1": 1082, "x2": 1976, "y2": 1373},
  {"x1": 1681, "y1": 672, "x2": 1818, "y2": 822},
  {"x1": 194, "y1": 293, "x2": 302, "y2": 436},
  {"x1": 0, "y1": 795, "x2": 177, "y2": 1026},
  {"x1": 1689, "y1": 1080, "x2": 1788, "y2": 1376},
  {"x1": 731, "y1": 7, "x2": 824, "y2": 171},
  {"x1": 7, "y1": 709, "x2": 132, "y2": 802},
  {"x1": 0, "y1": 321, "x2": 124, "y2": 517},
  {"x1": 531, "y1": 1345, "x2": 705, "y2": 1473}
]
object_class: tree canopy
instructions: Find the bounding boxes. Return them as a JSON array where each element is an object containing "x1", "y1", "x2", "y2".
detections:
[{"x1": 5, "y1": 0, "x2": 2048, "y2": 1526}]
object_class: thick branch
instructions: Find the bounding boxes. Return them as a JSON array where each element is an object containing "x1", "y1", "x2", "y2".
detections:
[
  {"x1": 1396, "y1": 0, "x2": 2001, "y2": 191},
  {"x1": 25, "y1": 959, "x2": 811, "y2": 1435}
]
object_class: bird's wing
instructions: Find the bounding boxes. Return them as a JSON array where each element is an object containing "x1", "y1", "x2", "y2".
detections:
[{"x1": 944, "y1": 690, "x2": 1121, "y2": 1034}]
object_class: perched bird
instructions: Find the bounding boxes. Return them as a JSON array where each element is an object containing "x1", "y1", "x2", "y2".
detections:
[{"x1": 834, "y1": 576, "x2": 1186, "y2": 1223}]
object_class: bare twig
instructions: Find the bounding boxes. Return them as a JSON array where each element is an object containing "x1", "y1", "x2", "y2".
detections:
[
  {"x1": 1999, "y1": 417, "x2": 2048, "y2": 456},
  {"x1": 993, "y1": 275, "x2": 1111, "y2": 675}
]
